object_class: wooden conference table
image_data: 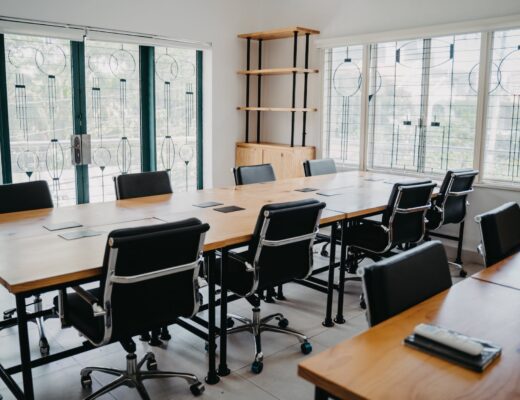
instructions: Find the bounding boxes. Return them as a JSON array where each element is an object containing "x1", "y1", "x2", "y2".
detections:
[
  {"x1": 298, "y1": 252, "x2": 520, "y2": 400},
  {"x1": 0, "y1": 170, "x2": 426, "y2": 399}
]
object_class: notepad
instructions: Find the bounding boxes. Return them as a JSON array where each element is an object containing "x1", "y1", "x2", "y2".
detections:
[
  {"x1": 404, "y1": 333, "x2": 501, "y2": 372},
  {"x1": 44, "y1": 221, "x2": 83, "y2": 231},
  {"x1": 59, "y1": 230, "x2": 102, "y2": 241},
  {"x1": 295, "y1": 188, "x2": 318, "y2": 192},
  {"x1": 193, "y1": 201, "x2": 224, "y2": 208},
  {"x1": 214, "y1": 205, "x2": 245, "y2": 213}
]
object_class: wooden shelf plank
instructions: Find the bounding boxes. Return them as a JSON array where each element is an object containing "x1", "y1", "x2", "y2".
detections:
[
  {"x1": 237, "y1": 106, "x2": 318, "y2": 112},
  {"x1": 237, "y1": 67, "x2": 319, "y2": 76},
  {"x1": 238, "y1": 27, "x2": 320, "y2": 41}
]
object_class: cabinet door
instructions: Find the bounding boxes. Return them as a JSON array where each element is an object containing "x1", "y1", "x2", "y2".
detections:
[
  {"x1": 235, "y1": 146, "x2": 263, "y2": 167},
  {"x1": 281, "y1": 151, "x2": 305, "y2": 179},
  {"x1": 262, "y1": 149, "x2": 285, "y2": 179}
]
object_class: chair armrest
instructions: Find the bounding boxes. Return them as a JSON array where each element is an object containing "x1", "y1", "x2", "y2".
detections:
[
  {"x1": 229, "y1": 252, "x2": 255, "y2": 272},
  {"x1": 71, "y1": 286, "x2": 106, "y2": 317}
]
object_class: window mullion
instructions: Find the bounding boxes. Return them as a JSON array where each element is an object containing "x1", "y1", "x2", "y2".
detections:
[
  {"x1": 0, "y1": 34, "x2": 12, "y2": 184},
  {"x1": 474, "y1": 31, "x2": 493, "y2": 182},
  {"x1": 418, "y1": 38, "x2": 432, "y2": 174},
  {"x1": 359, "y1": 44, "x2": 370, "y2": 170}
]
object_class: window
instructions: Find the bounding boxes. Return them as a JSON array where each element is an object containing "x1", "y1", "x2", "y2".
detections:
[
  {"x1": 85, "y1": 41, "x2": 141, "y2": 203},
  {"x1": 4, "y1": 34, "x2": 76, "y2": 205},
  {"x1": 367, "y1": 33, "x2": 481, "y2": 174},
  {"x1": 155, "y1": 47, "x2": 199, "y2": 192},
  {"x1": 1, "y1": 31, "x2": 204, "y2": 206},
  {"x1": 482, "y1": 29, "x2": 520, "y2": 184},
  {"x1": 322, "y1": 45, "x2": 363, "y2": 166}
]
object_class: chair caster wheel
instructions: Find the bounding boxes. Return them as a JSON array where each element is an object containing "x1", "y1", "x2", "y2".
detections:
[
  {"x1": 39, "y1": 338, "x2": 50, "y2": 357},
  {"x1": 146, "y1": 358, "x2": 158, "y2": 371},
  {"x1": 140, "y1": 332, "x2": 151, "y2": 341},
  {"x1": 80, "y1": 373, "x2": 92, "y2": 389},
  {"x1": 277, "y1": 318, "x2": 289, "y2": 329},
  {"x1": 301, "y1": 342, "x2": 313, "y2": 355},
  {"x1": 227, "y1": 317, "x2": 235, "y2": 328},
  {"x1": 190, "y1": 382, "x2": 205, "y2": 396},
  {"x1": 320, "y1": 250, "x2": 329, "y2": 257},
  {"x1": 251, "y1": 360, "x2": 263, "y2": 374},
  {"x1": 359, "y1": 298, "x2": 367, "y2": 310},
  {"x1": 459, "y1": 269, "x2": 467, "y2": 278},
  {"x1": 148, "y1": 337, "x2": 162, "y2": 347}
]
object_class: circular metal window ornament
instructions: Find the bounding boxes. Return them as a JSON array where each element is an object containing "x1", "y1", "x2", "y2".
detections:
[
  {"x1": 35, "y1": 43, "x2": 67, "y2": 76},
  {"x1": 179, "y1": 144, "x2": 194, "y2": 163},
  {"x1": 333, "y1": 60, "x2": 362, "y2": 97},
  {"x1": 156, "y1": 54, "x2": 179, "y2": 82},
  {"x1": 498, "y1": 50, "x2": 520, "y2": 96},
  {"x1": 469, "y1": 63, "x2": 500, "y2": 94},
  {"x1": 93, "y1": 146, "x2": 111, "y2": 170},
  {"x1": 109, "y1": 49, "x2": 136, "y2": 79},
  {"x1": 17, "y1": 150, "x2": 40, "y2": 177},
  {"x1": 179, "y1": 60, "x2": 195, "y2": 79}
]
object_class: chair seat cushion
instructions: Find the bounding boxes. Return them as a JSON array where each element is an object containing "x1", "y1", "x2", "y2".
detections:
[
  {"x1": 345, "y1": 221, "x2": 390, "y2": 253},
  {"x1": 53, "y1": 287, "x2": 105, "y2": 343}
]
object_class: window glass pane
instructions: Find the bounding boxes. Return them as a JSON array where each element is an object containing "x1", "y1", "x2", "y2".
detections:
[
  {"x1": 155, "y1": 47, "x2": 198, "y2": 191},
  {"x1": 367, "y1": 34, "x2": 480, "y2": 174},
  {"x1": 4, "y1": 34, "x2": 75, "y2": 206},
  {"x1": 85, "y1": 41, "x2": 141, "y2": 202},
  {"x1": 322, "y1": 45, "x2": 362, "y2": 166},
  {"x1": 483, "y1": 29, "x2": 520, "y2": 184}
]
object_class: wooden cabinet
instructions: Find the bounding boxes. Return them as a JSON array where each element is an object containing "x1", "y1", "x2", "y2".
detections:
[{"x1": 235, "y1": 142, "x2": 315, "y2": 179}]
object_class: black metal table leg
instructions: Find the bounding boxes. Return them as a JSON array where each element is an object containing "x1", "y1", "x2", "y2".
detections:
[
  {"x1": 455, "y1": 221, "x2": 465, "y2": 265},
  {"x1": 323, "y1": 223, "x2": 337, "y2": 327},
  {"x1": 16, "y1": 294, "x2": 34, "y2": 400},
  {"x1": 205, "y1": 251, "x2": 220, "y2": 384},
  {"x1": 0, "y1": 362, "x2": 24, "y2": 399},
  {"x1": 315, "y1": 386, "x2": 330, "y2": 400},
  {"x1": 335, "y1": 220, "x2": 347, "y2": 324},
  {"x1": 218, "y1": 248, "x2": 230, "y2": 376}
]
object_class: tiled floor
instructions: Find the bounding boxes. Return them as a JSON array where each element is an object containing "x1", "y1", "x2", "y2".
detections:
[{"x1": 0, "y1": 251, "x2": 483, "y2": 400}]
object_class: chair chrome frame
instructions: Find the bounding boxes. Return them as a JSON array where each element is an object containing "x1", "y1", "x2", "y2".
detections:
[
  {"x1": 225, "y1": 206, "x2": 322, "y2": 371},
  {"x1": 60, "y1": 232, "x2": 207, "y2": 400},
  {"x1": 474, "y1": 213, "x2": 488, "y2": 267}
]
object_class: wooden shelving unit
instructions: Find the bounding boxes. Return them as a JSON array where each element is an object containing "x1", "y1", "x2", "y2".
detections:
[{"x1": 235, "y1": 27, "x2": 320, "y2": 179}]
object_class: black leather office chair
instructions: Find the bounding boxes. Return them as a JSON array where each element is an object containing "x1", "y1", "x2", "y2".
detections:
[
  {"x1": 219, "y1": 199, "x2": 325, "y2": 373},
  {"x1": 113, "y1": 170, "x2": 174, "y2": 345},
  {"x1": 475, "y1": 202, "x2": 520, "y2": 267},
  {"x1": 113, "y1": 170, "x2": 172, "y2": 200},
  {"x1": 303, "y1": 158, "x2": 337, "y2": 177},
  {"x1": 233, "y1": 163, "x2": 276, "y2": 185},
  {"x1": 359, "y1": 241, "x2": 452, "y2": 326},
  {"x1": 232, "y1": 163, "x2": 282, "y2": 302},
  {"x1": 303, "y1": 158, "x2": 338, "y2": 257},
  {"x1": 345, "y1": 180, "x2": 436, "y2": 308},
  {"x1": 55, "y1": 219, "x2": 209, "y2": 399},
  {"x1": 426, "y1": 169, "x2": 478, "y2": 277},
  {"x1": 0, "y1": 180, "x2": 54, "y2": 356}
]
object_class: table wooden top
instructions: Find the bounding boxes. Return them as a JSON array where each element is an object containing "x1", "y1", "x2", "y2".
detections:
[
  {"x1": 472, "y1": 252, "x2": 520, "y2": 291},
  {"x1": 0, "y1": 171, "x2": 430, "y2": 294},
  {"x1": 298, "y1": 278, "x2": 520, "y2": 400}
]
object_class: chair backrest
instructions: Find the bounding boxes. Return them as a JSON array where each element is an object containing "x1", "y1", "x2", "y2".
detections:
[
  {"x1": 303, "y1": 158, "x2": 337, "y2": 177},
  {"x1": 245, "y1": 199, "x2": 325, "y2": 294},
  {"x1": 435, "y1": 169, "x2": 478, "y2": 225},
  {"x1": 382, "y1": 180, "x2": 436, "y2": 245},
  {"x1": 475, "y1": 202, "x2": 520, "y2": 267},
  {"x1": 233, "y1": 164, "x2": 276, "y2": 186},
  {"x1": 113, "y1": 171, "x2": 172, "y2": 200},
  {"x1": 98, "y1": 218, "x2": 209, "y2": 343},
  {"x1": 360, "y1": 241, "x2": 452, "y2": 326},
  {"x1": 0, "y1": 180, "x2": 53, "y2": 213}
]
